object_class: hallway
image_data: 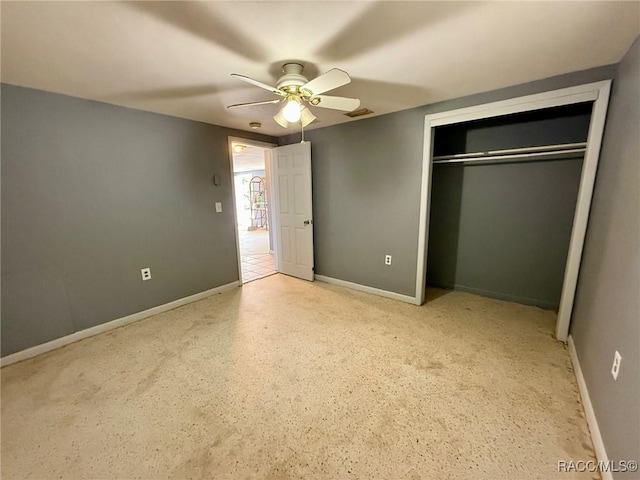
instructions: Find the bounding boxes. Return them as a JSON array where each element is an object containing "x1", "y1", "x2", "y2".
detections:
[{"x1": 239, "y1": 228, "x2": 275, "y2": 282}]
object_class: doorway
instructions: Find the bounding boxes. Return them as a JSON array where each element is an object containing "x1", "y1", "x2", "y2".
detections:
[{"x1": 229, "y1": 139, "x2": 277, "y2": 283}]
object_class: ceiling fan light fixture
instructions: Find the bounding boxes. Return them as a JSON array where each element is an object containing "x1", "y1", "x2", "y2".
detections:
[
  {"x1": 273, "y1": 108, "x2": 289, "y2": 128},
  {"x1": 229, "y1": 63, "x2": 360, "y2": 129},
  {"x1": 282, "y1": 96, "x2": 303, "y2": 123},
  {"x1": 300, "y1": 107, "x2": 316, "y2": 127}
]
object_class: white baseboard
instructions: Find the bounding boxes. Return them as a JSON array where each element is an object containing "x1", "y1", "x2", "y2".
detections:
[
  {"x1": 568, "y1": 335, "x2": 612, "y2": 480},
  {"x1": 1, "y1": 281, "x2": 240, "y2": 368},
  {"x1": 315, "y1": 275, "x2": 419, "y2": 305}
]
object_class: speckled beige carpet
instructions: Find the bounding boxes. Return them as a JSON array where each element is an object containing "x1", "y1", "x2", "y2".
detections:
[{"x1": 1, "y1": 274, "x2": 598, "y2": 479}]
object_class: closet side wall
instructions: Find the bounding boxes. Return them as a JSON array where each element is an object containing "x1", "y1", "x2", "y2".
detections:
[{"x1": 427, "y1": 107, "x2": 591, "y2": 309}]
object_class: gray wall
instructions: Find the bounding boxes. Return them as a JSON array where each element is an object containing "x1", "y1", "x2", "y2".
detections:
[
  {"x1": 280, "y1": 65, "x2": 616, "y2": 297},
  {"x1": 282, "y1": 113, "x2": 424, "y2": 296},
  {"x1": 571, "y1": 37, "x2": 640, "y2": 477},
  {"x1": 427, "y1": 105, "x2": 591, "y2": 309},
  {"x1": 1, "y1": 84, "x2": 275, "y2": 356}
]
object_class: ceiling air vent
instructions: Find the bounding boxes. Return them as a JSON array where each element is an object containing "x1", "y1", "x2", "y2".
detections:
[{"x1": 344, "y1": 108, "x2": 374, "y2": 118}]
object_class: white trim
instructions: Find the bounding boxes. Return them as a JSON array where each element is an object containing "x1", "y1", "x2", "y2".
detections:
[
  {"x1": 429, "y1": 90, "x2": 598, "y2": 127},
  {"x1": 568, "y1": 335, "x2": 612, "y2": 480},
  {"x1": 227, "y1": 136, "x2": 278, "y2": 284},
  {"x1": 416, "y1": 80, "x2": 612, "y2": 343},
  {"x1": 263, "y1": 149, "x2": 277, "y2": 263},
  {"x1": 266, "y1": 149, "x2": 280, "y2": 272},
  {"x1": 227, "y1": 136, "x2": 277, "y2": 150},
  {"x1": 555, "y1": 82, "x2": 611, "y2": 341},
  {"x1": 416, "y1": 119, "x2": 435, "y2": 305},
  {"x1": 1, "y1": 281, "x2": 240, "y2": 367},
  {"x1": 315, "y1": 275, "x2": 419, "y2": 305}
]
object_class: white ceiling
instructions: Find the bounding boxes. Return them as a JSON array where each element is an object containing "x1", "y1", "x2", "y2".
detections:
[
  {"x1": 232, "y1": 144, "x2": 267, "y2": 173},
  {"x1": 2, "y1": 1, "x2": 639, "y2": 137}
]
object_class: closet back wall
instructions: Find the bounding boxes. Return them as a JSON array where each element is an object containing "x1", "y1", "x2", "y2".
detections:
[
  {"x1": 427, "y1": 106, "x2": 592, "y2": 309},
  {"x1": 1, "y1": 84, "x2": 276, "y2": 356}
]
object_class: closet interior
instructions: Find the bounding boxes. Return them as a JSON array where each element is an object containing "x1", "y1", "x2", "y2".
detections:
[{"x1": 426, "y1": 102, "x2": 594, "y2": 310}]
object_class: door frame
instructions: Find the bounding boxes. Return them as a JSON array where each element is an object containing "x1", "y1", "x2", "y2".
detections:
[
  {"x1": 228, "y1": 136, "x2": 278, "y2": 284},
  {"x1": 416, "y1": 80, "x2": 612, "y2": 342}
]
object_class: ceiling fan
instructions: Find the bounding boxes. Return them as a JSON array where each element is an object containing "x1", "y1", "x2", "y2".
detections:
[{"x1": 227, "y1": 63, "x2": 360, "y2": 128}]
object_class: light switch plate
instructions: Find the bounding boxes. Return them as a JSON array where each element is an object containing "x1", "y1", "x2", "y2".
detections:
[
  {"x1": 611, "y1": 351, "x2": 622, "y2": 380},
  {"x1": 215, "y1": 202, "x2": 222, "y2": 213}
]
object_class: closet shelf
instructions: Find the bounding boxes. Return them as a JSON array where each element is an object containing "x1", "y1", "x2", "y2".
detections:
[{"x1": 432, "y1": 142, "x2": 587, "y2": 165}]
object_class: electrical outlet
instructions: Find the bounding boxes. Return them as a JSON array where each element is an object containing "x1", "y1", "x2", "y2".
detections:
[
  {"x1": 215, "y1": 202, "x2": 222, "y2": 213},
  {"x1": 141, "y1": 268, "x2": 151, "y2": 281},
  {"x1": 385, "y1": 255, "x2": 392, "y2": 266},
  {"x1": 611, "y1": 351, "x2": 622, "y2": 380}
]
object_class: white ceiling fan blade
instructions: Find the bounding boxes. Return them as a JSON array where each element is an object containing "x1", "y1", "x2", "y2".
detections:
[
  {"x1": 227, "y1": 99, "x2": 282, "y2": 109},
  {"x1": 300, "y1": 107, "x2": 316, "y2": 127},
  {"x1": 231, "y1": 74, "x2": 285, "y2": 96},
  {"x1": 301, "y1": 68, "x2": 351, "y2": 95},
  {"x1": 310, "y1": 95, "x2": 360, "y2": 111},
  {"x1": 273, "y1": 107, "x2": 288, "y2": 128}
]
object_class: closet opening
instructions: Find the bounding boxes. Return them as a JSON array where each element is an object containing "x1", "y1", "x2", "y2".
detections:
[
  {"x1": 427, "y1": 103, "x2": 592, "y2": 311},
  {"x1": 416, "y1": 81, "x2": 612, "y2": 341}
]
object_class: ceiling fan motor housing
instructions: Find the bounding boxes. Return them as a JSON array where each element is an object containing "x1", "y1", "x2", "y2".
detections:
[{"x1": 276, "y1": 63, "x2": 309, "y2": 94}]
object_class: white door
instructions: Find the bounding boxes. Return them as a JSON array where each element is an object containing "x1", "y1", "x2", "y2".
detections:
[{"x1": 271, "y1": 142, "x2": 314, "y2": 281}]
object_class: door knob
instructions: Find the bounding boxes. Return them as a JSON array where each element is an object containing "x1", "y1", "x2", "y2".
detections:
[{"x1": 304, "y1": 220, "x2": 312, "y2": 225}]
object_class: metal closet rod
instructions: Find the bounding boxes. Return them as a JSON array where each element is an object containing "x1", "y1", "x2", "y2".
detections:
[{"x1": 432, "y1": 142, "x2": 587, "y2": 164}]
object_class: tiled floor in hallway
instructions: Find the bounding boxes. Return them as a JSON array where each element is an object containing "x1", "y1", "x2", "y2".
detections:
[{"x1": 239, "y1": 228, "x2": 275, "y2": 282}]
